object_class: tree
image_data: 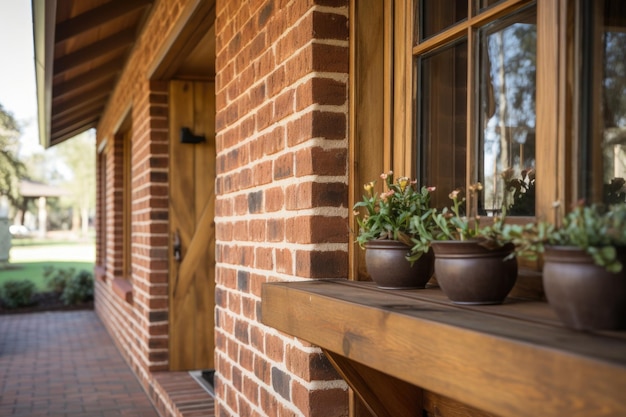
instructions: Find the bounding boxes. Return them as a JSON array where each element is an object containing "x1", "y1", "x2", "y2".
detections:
[
  {"x1": 54, "y1": 130, "x2": 96, "y2": 236},
  {"x1": 0, "y1": 103, "x2": 25, "y2": 208}
]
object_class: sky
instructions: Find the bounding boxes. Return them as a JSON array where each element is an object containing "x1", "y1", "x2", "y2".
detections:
[{"x1": 0, "y1": 0, "x2": 43, "y2": 156}]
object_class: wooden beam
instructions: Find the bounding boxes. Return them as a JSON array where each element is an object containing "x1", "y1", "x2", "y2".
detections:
[
  {"x1": 55, "y1": 0, "x2": 153, "y2": 43},
  {"x1": 51, "y1": 90, "x2": 109, "y2": 120},
  {"x1": 324, "y1": 350, "x2": 423, "y2": 417},
  {"x1": 53, "y1": 29, "x2": 135, "y2": 76},
  {"x1": 52, "y1": 79, "x2": 115, "y2": 108},
  {"x1": 52, "y1": 110, "x2": 101, "y2": 131},
  {"x1": 50, "y1": 121, "x2": 98, "y2": 146},
  {"x1": 51, "y1": 102, "x2": 105, "y2": 130},
  {"x1": 53, "y1": 59, "x2": 123, "y2": 99},
  {"x1": 261, "y1": 280, "x2": 626, "y2": 417},
  {"x1": 52, "y1": 115, "x2": 100, "y2": 138}
]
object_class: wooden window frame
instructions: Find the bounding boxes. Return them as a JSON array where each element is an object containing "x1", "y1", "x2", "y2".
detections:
[
  {"x1": 349, "y1": 0, "x2": 584, "y2": 279},
  {"x1": 95, "y1": 142, "x2": 107, "y2": 282},
  {"x1": 122, "y1": 130, "x2": 132, "y2": 281}
]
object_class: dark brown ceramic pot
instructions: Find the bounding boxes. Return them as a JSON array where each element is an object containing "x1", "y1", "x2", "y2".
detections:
[
  {"x1": 543, "y1": 246, "x2": 626, "y2": 331},
  {"x1": 430, "y1": 240, "x2": 517, "y2": 305},
  {"x1": 365, "y1": 240, "x2": 434, "y2": 289}
]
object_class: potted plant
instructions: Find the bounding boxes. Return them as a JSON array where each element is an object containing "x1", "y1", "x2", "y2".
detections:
[
  {"x1": 353, "y1": 172, "x2": 435, "y2": 289},
  {"x1": 507, "y1": 202, "x2": 626, "y2": 330},
  {"x1": 409, "y1": 183, "x2": 518, "y2": 305}
]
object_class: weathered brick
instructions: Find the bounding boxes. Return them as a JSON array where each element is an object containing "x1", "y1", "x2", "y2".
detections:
[{"x1": 96, "y1": 0, "x2": 352, "y2": 416}]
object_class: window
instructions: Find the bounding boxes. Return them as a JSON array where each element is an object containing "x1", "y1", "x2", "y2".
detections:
[
  {"x1": 112, "y1": 124, "x2": 132, "y2": 281},
  {"x1": 122, "y1": 130, "x2": 132, "y2": 280},
  {"x1": 349, "y1": 0, "x2": 626, "y2": 278},
  {"x1": 97, "y1": 150, "x2": 107, "y2": 269},
  {"x1": 414, "y1": 1, "x2": 537, "y2": 213},
  {"x1": 580, "y1": 0, "x2": 626, "y2": 205}
]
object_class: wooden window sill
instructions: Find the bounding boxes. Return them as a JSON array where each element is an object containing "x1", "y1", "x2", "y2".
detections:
[
  {"x1": 94, "y1": 265, "x2": 106, "y2": 282},
  {"x1": 261, "y1": 280, "x2": 626, "y2": 417},
  {"x1": 112, "y1": 278, "x2": 133, "y2": 305}
]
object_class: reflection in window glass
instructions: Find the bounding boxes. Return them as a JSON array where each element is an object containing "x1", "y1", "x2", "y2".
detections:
[
  {"x1": 477, "y1": 0, "x2": 506, "y2": 12},
  {"x1": 479, "y1": 9, "x2": 537, "y2": 216},
  {"x1": 416, "y1": 41, "x2": 468, "y2": 208},
  {"x1": 600, "y1": 2, "x2": 626, "y2": 205},
  {"x1": 416, "y1": 0, "x2": 467, "y2": 43}
]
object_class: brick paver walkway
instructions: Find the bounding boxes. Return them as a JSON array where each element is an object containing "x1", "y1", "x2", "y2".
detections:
[{"x1": 0, "y1": 311, "x2": 159, "y2": 416}]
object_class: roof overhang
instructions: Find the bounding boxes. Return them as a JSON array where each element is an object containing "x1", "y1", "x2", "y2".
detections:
[{"x1": 32, "y1": 0, "x2": 153, "y2": 148}]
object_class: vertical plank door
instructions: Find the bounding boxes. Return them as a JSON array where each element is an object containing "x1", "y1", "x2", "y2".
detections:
[{"x1": 169, "y1": 80, "x2": 216, "y2": 371}]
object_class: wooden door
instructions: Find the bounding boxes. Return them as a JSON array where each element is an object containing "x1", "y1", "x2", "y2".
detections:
[{"x1": 168, "y1": 80, "x2": 216, "y2": 371}]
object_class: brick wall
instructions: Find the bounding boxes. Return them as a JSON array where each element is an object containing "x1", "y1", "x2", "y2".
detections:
[
  {"x1": 92, "y1": 0, "x2": 353, "y2": 415},
  {"x1": 214, "y1": 1, "x2": 351, "y2": 416},
  {"x1": 94, "y1": 0, "x2": 190, "y2": 394}
]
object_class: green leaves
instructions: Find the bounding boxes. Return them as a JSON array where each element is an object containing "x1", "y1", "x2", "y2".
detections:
[
  {"x1": 510, "y1": 203, "x2": 626, "y2": 273},
  {"x1": 353, "y1": 173, "x2": 435, "y2": 260}
]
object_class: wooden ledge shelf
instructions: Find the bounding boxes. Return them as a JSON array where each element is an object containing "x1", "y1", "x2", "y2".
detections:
[
  {"x1": 112, "y1": 278, "x2": 133, "y2": 305},
  {"x1": 261, "y1": 280, "x2": 626, "y2": 417}
]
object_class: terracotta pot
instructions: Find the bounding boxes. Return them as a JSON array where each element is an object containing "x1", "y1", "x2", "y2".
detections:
[
  {"x1": 431, "y1": 240, "x2": 517, "y2": 305},
  {"x1": 543, "y1": 246, "x2": 626, "y2": 331},
  {"x1": 364, "y1": 240, "x2": 434, "y2": 289}
]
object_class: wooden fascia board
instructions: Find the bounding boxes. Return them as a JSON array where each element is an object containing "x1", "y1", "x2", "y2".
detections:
[
  {"x1": 54, "y1": 0, "x2": 152, "y2": 43},
  {"x1": 32, "y1": 0, "x2": 57, "y2": 148}
]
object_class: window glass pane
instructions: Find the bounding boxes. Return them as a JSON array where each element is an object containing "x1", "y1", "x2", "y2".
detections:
[
  {"x1": 416, "y1": 0, "x2": 467, "y2": 43},
  {"x1": 416, "y1": 40, "x2": 468, "y2": 208},
  {"x1": 479, "y1": 7, "x2": 537, "y2": 216},
  {"x1": 477, "y1": 0, "x2": 506, "y2": 12},
  {"x1": 597, "y1": 1, "x2": 626, "y2": 204}
]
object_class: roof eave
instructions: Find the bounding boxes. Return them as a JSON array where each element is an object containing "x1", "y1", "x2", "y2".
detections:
[{"x1": 32, "y1": 0, "x2": 57, "y2": 149}]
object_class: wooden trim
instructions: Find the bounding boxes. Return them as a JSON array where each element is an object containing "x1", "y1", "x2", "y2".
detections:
[
  {"x1": 324, "y1": 350, "x2": 423, "y2": 417},
  {"x1": 560, "y1": 0, "x2": 576, "y2": 208},
  {"x1": 350, "y1": 0, "x2": 386, "y2": 281},
  {"x1": 535, "y1": 0, "x2": 560, "y2": 221},
  {"x1": 466, "y1": 23, "x2": 476, "y2": 192},
  {"x1": 391, "y1": 0, "x2": 411, "y2": 175},
  {"x1": 383, "y1": 0, "x2": 393, "y2": 174},
  {"x1": 588, "y1": 0, "x2": 606, "y2": 203},
  {"x1": 122, "y1": 130, "x2": 132, "y2": 280},
  {"x1": 412, "y1": 0, "x2": 533, "y2": 55},
  {"x1": 349, "y1": 0, "x2": 357, "y2": 281},
  {"x1": 262, "y1": 280, "x2": 626, "y2": 417},
  {"x1": 147, "y1": 0, "x2": 216, "y2": 80}
]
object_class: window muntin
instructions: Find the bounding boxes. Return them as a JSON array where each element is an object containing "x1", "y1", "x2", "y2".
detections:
[
  {"x1": 477, "y1": 0, "x2": 507, "y2": 12},
  {"x1": 415, "y1": 0, "x2": 468, "y2": 42}
]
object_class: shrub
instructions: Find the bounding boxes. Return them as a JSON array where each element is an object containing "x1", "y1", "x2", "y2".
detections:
[
  {"x1": 60, "y1": 270, "x2": 94, "y2": 306},
  {"x1": 44, "y1": 266, "x2": 76, "y2": 294},
  {"x1": 1, "y1": 280, "x2": 36, "y2": 309}
]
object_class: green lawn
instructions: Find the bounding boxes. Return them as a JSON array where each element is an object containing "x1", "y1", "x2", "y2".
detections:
[
  {"x1": 0, "y1": 241, "x2": 95, "y2": 292},
  {"x1": 0, "y1": 261, "x2": 94, "y2": 291}
]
